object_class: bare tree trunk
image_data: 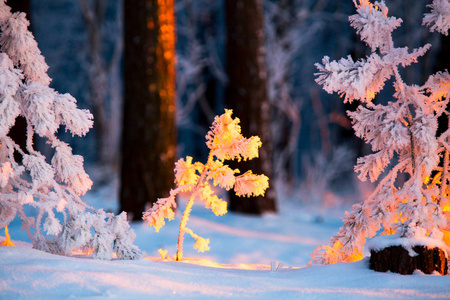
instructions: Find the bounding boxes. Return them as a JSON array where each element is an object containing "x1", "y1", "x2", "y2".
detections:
[
  {"x1": 120, "y1": 0, "x2": 176, "y2": 220},
  {"x1": 225, "y1": 0, "x2": 277, "y2": 214}
]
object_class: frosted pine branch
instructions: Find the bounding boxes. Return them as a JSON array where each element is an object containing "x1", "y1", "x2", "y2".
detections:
[
  {"x1": 54, "y1": 93, "x2": 93, "y2": 137},
  {"x1": 52, "y1": 142, "x2": 92, "y2": 195},
  {"x1": 207, "y1": 161, "x2": 237, "y2": 191},
  {"x1": 58, "y1": 211, "x2": 143, "y2": 260},
  {"x1": 206, "y1": 110, "x2": 262, "y2": 161},
  {"x1": 0, "y1": 1, "x2": 140, "y2": 260},
  {"x1": 0, "y1": 10, "x2": 51, "y2": 84},
  {"x1": 0, "y1": 53, "x2": 22, "y2": 94},
  {"x1": 21, "y1": 82, "x2": 58, "y2": 137},
  {"x1": 143, "y1": 188, "x2": 179, "y2": 232},
  {"x1": 198, "y1": 184, "x2": 227, "y2": 216},
  {"x1": 234, "y1": 171, "x2": 269, "y2": 197},
  {"x1": 23, "y1": 153, "x2": 55, "y2": 189},
  {"x1": 0, "y1": 96, "x2": 20, "y2": 139},
  {"x1": 315, "y1": 54, "x2": 391, "y2": 103},
  {"x1": 185, "y1": 227, "x2": 210, "y2": 253},
  {"x1": 350, "y1": 0, "x2": 401, "y2": 53},
  {"x1": 112, "y1": 212, "x2": 144, "y2": 260},
  {"x1": 174, "y1": 156, "x2": 202, "y2": 186},
  {"x1": 423, "y1": 0, "x2": 450, "y2": 35},
  {"x1": 355, "y1": 150, "x2": 392, "y2": 182},
  {"x1": 424, "y1": 71, "x2": 450, "y2": 102}
]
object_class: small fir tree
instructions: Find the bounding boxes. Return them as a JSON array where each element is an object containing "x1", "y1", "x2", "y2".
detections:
[
  {"x1": 310, "y1": 0, "x2": 450, "y2": 265},
  {"x1": 0, "y1": 1, "x2": 142, "y2": 260},
  {"x1": 143, "y1": 109, "x2": 269, "y2": 261}
]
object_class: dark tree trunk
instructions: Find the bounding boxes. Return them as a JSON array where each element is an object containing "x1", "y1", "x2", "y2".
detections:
[
  {"x1": 370, "y1": 245, "x2": 448, "y2": 275},
  {"x1": 225, "y1": 0, "x2": 277, "y2": 214},
  {"x1": 120, "y1": 0, "x2": 176, "y2": 221},
  {"x1": 8, "y1": 0, "x2": 31, "y2": 163}
]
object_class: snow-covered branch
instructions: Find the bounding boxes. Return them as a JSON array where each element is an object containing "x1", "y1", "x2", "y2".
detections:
[
  {"x1": 311, "y1": 0, "x2": 450, "y2": 265},
  {"x1": 0, "y1": 1, "x2": 141, "y2": 260}
]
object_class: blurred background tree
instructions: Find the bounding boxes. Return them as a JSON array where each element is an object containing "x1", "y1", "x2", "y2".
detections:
[
  {"x1": 225, "y1": 0, "x2": 277, "y2": 214},
  {"x1": 120, "y1": 0, "x2": 176, "y2": 221},
  {"x1": 25, "y1": 0, "x2": 450, "y2": 215},
  {"x1": 80, "y1": 0, "x2": 123, "y2": 177}
]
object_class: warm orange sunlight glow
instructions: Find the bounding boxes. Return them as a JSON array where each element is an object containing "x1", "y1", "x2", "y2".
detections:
[
  {"x1": 333, "y1": 240, "x2": 363, "y2": 263},
  {"x1": 347, "y1": 253, "x2": 364, "y2": 262},
  {"x1": 155, "y1": 0, "x2": 175, "y2": 116},
  {"x1": 443, "y1": 230, "x2": 450, "y2": 247},
  {"x1": 444, "y1": 205, "x2": 450, "y2": 247},
  {"x1": 144, "y1": 256, "x2": 300, "y2": 271},
  {"x1": 443, "y1": 204, "x2": 450, "y2": 212},
  {"x1": 71, "y1": 247, "x2": 94, "y2": 256},
  {"x1": 70, "y1": 248, "x2": 118, "y2": 259},
  {"x1": 0, "y1": 226, "x2": 15, "y2": 247}
]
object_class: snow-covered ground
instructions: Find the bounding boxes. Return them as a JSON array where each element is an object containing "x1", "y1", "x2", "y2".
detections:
[{"x1": 1, "y1": 195, "x2": 450, "y2": 299}]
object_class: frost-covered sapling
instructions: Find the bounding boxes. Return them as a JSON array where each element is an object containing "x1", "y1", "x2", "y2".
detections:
[
  {"x1": 310, "y1": 0, "x2": 450, "y2": 274},
  {"x1": 143, "y1": 109, "x2": 269, "y2": 261},
  {"x1": 0, "y1": 1, "x2": 142, "y2": 260}
]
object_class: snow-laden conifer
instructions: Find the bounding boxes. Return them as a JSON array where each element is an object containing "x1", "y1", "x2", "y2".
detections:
[
  {"x1": 311, "y1": 0, "x2": 450, "y2": 265},
  {"x1": 143, "y1": 109, "x2": 269, "y2": 261},
  {"x1": 0, "y1": 1, "x2": 141, "y2": 260}
]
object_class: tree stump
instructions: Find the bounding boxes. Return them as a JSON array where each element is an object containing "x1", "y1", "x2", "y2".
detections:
[{"x1": 370, "y1": 245, "x2": 448, "y2": 275}]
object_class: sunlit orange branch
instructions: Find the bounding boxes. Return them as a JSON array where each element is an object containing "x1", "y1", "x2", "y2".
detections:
[{"x1": 0, "y1": 226, "x2": 15, "y2": 247}]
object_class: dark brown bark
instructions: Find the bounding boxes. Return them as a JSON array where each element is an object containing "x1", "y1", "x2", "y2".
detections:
[
  {"x1": 370, "y1": 245, "x2": 448, "y2": 275},
  {"x1": 120, "y1": 0, "x2": 176, "y2": 221},
  {"x1": 225, "y1": 0, "x2": 277, "y2": 214}
]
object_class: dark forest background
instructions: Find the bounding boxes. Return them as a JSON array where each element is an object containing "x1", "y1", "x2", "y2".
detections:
[{"x1": 14, "y1": 0, "x2": 450, "y2": 214}]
